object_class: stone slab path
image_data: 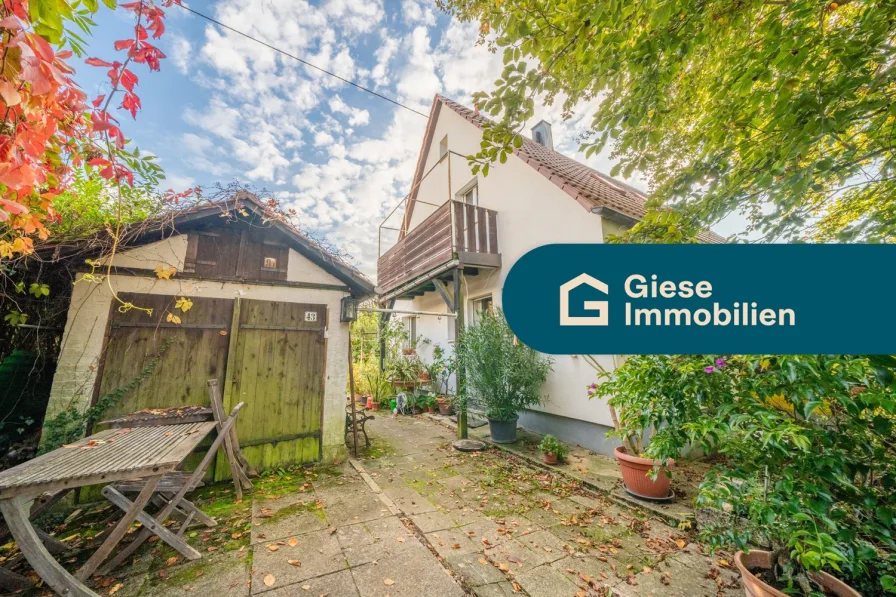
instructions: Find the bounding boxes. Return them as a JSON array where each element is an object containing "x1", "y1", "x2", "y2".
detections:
[{"x1": 20, "y1": 414, "x2": 743, "y2": 597}]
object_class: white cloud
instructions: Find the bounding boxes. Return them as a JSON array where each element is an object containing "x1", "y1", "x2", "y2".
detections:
[
  {"x1": 396, "y1": 27, "x2": 441, "y2": 102},
  {"x1": 371, "y1": 33, "x2": 398, "y2": 86},
  {"x1": 168, "y1": 34, "x2": 192, "y2": 75},
  {"x1": 183, "y1": 98, "x2": 242, "y2": 138},
  {"x1": 401, "y1": 0, "x2": 436, "y2": 26},
  {"x1": 329, "y1": 96, "x2": 369, "y2": 126},
  {"x1": 314, "y1": 131, "x2": 335, "y2": 146}
]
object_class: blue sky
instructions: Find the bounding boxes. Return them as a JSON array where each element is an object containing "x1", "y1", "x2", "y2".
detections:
[{"x1": 73, "y1": 0, "x2": 744, "y2": 278}]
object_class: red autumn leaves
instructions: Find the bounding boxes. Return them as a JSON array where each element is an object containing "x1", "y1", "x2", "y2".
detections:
[{"x1": 0, "y1": 0, "x2": 180, "y2": 258}]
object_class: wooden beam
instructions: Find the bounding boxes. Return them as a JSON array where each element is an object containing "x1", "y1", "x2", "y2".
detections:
[
  {"x1": 454, "y1": 269, "x2": 467, "y2": 440},
  {"x1": 87, "y1": 267, "x2": 351, "y2": 293},
  {"x1": 432, "y1": 279, "x2": 455, "y2": 311}
]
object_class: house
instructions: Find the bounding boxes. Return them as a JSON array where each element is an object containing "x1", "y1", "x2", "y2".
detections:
[
  {"x1": 42, "y1": 192, "x2": 374, "y2": 473},
  {"x1": 377, "y1": 95, "x2": 722, "y2": 456}
]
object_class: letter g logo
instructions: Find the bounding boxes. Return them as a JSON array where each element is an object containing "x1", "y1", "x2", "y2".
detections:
[{"x1": 560, "y1": 273, "x2": 609, "y2": 326}]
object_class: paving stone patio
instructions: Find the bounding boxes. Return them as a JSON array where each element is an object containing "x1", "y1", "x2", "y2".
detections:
[{"x1": 13, "y1": 414, "x2": 743, "y2": 596}]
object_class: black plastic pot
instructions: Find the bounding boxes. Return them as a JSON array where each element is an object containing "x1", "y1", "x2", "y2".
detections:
[{"x1": 488, "y1": 416, "x2": 519, "y2": 443}]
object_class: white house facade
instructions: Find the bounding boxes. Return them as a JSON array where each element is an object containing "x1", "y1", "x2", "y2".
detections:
[{"x1": 376, "y1": 96, "x2": 721, "y2": 456}]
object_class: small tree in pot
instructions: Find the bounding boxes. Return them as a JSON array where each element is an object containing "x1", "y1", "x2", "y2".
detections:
[
  {"x1": 455, "y1": 309, "x2": 552, "y2": 443},
  {"x1": 588, "y1": 354, "x2": 728, "y2": 498}
]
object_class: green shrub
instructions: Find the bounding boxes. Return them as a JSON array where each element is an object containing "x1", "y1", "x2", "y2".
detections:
[
  {"x1": 593, "y1": 353, "x2": 896, "y2": 595},
  {"x1": 455, "y1": 309, "x2": 552, "y2": 421}
]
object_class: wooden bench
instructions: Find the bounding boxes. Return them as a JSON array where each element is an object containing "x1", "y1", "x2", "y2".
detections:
[{"x1": 345, "y1": 405, "x2": 375, "y2": 447}]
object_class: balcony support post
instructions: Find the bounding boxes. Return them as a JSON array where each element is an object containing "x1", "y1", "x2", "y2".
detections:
[
  {"x1": 378, "y1": 298, "x2": 395, "y2": 373},
  {"x1": 454, "y1": 268, "x2": 468, "y2": 440}
]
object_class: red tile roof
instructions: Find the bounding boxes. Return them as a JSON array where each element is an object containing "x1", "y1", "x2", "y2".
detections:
[{"x1": 434, "y1": 95, "x2": 725, "y2": 244}]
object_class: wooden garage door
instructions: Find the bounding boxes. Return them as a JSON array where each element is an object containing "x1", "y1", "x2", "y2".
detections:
[
  {"x1": 96, "y1": 293, "x2": 233, "y2": 419},
  {"x1": 220, "y1": 299, "x2": 327, "y2": 477}
]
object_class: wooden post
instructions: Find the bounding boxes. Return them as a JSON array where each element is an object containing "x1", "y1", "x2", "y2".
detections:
[
  {"x1": 217, "y1": 297, "x2": 242, "y2": 482},
  {"x1": 454, "y1": 268, "x2": 467, "y2": 439},
  {"x1": 348, "y1": 330, "x2": 359, "y2": 458}
]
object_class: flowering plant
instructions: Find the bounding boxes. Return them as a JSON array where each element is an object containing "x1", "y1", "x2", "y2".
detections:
[{"x1": 587, "y1": 354, "x2": 733, "y2": 460}]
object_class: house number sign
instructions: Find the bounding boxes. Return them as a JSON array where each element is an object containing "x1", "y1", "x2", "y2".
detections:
[{"x1": 304, "y1": 311, "x2": 317, "y2": 322}]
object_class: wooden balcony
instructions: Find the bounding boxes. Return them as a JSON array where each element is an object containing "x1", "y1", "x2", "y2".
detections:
[{"x1": 378, "y1": 201, "x2": 500, "y2": 295}]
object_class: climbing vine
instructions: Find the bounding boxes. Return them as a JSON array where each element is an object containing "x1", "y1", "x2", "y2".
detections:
[{"x1": 39, "y1": 335, "x2": 174, "y2": 453}]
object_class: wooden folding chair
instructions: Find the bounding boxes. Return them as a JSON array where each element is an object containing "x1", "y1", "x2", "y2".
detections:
[{"x1": 207, "y1": 380, "x2": 255, "y2": 501}]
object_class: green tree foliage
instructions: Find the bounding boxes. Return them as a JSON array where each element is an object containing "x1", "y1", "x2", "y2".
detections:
[{"x1": 440, "y1": 0, "x2": 896, "y2": 242}]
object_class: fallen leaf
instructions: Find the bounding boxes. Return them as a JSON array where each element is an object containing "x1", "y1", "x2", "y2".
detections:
[
  {"x1": 288, "y1": 538, "x2": 299, "y2": 547},
  {"x1": 542, "y1": 546, "x2": 553, "y2": 552},
  {"x1": 108, "y1": 583, "x2": 123, "y2": 595},
  {"x1": 674, "y1": 539, "x2": 687, "y2": 549},
  {"x1": 288, "y1": 560, "x2": 301, "y2": 567},
  {"x1": 268, "y1": 545, "x2": 280, "y2": 552},
  {"x1": 383, "y1": 578, "x2": 395, "y2": 586},
  {"x1": 302, "y1": 585, "x2": 311, "y2": 590},
  {"x1": 396, "y1": 537, "x2": 405, "y2": 543},
  {"x1": 452, "y1": 543, "x2": 461, "y2": 549},
  {"x1": 263, "y1": 574, "x2": 275, "y2": 587},
  {"x1": 166, "y1": 556, "x2": 178, "y2": 567}
]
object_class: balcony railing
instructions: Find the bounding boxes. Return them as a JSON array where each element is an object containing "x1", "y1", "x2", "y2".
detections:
[{"x1": 377, "y1": 200, "x2": 500, "y2": 294}]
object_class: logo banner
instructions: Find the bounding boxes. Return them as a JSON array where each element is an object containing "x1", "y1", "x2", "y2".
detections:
[{"x1": 502, "y1": 244, "x2": 896, "y2": 355}]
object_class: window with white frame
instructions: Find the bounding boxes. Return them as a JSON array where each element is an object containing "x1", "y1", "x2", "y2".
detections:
[
  {"x1": 471, "y1": 295, "x2": 493, "y2": 325},
  {"x1": 402, "y1": 316, "x2": 417, "y2": 349},
  {"x1": 456, "y1": 178, "x2": 478, "y2": 206}
]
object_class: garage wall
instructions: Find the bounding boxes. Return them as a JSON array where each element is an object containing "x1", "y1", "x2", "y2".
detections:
[{"x1": 45, "y1": 274, "x2": 351, "y2": 463}]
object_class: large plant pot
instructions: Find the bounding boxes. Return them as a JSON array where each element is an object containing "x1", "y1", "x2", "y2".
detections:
[
  {"x1": 734, "y1": 550, "x2": 860, "y2": 597},
  {"x1": 488, "y1": 417, "x2": 518, "y2": 443},
  {"x1": 614, "y1": 446, "x2": 674, "y2": 499},
  {"x1": 543, "y1": 452, "x2": 558, "y2": 465},
  {"x1": 437, "y1": 399, "x2": 454, "y2": 416}
]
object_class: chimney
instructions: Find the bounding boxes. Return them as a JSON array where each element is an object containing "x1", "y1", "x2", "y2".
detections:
[{"x1": 531, "y1": 120, "x2": 553, "y2": 150}]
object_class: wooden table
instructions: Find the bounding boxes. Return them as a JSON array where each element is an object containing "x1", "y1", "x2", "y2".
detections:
[{"x1": 0, "y1": 422, "x2": 217, "y2": 597}]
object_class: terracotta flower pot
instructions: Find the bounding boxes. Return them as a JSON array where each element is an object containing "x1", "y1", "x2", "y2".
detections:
[
  {"x1": 614, "y1": 446, "x2": 674, "y2": 499},
  {"x1": 366, "y1": 397, "x2": 374, "y2": 409},
  {"x1": 734, "y1": 550, "x2": 860, "y2": 597},
  {"x1": 543, "y1": 452, "x2": 558, "y2": 465},
  {"x1": 420, "y1": 372, "x2": 430, "y2": 381}
]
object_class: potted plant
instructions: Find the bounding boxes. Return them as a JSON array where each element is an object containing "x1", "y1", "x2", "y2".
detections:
[
  {"x1": 455, "y1": 310, "x2": 552, "y2": 444},
  {"x1": 436, "y1": 395, "x2": 454, "y2": 416},
  {"x1": 587, "y1": 355, "x2": 719, "y2": 499},
  {"x1": 387, "y1": 356, "x2": 423, "y2": 390},
  {"x1": 364, "y1": 370, "x2": 393, "y2": 413},
  {"x1": 538, "y1": 435, "x2": 567, "y2": 465}
]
